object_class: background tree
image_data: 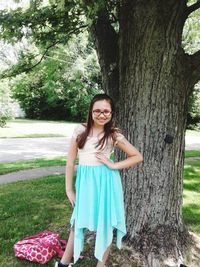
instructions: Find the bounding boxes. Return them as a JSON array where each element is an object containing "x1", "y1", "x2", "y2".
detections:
[
  {"x1": 0, "y1": 1, "x2": 200, "y2": 266},
  {"x1": 10, "y1": 33, "x2": 101, "y2": 121},
  {"x1": 0, "y1": 79, "x2": 13, "y2": 127},
  {"x1": 0, "y1": 39, "x2": 28, "y2": 126},
  {"x1": 187, "y1": 82, "x2": 200, "y2": 129},
  {"x1": 182, "y1": 9, "x2": 200, "y2": 129}
]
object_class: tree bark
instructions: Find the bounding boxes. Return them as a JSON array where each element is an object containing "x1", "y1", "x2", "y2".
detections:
[
  {"x1": 187, "y1": 0, "x2": 200, "y2": 16},
  {"x1": 118, "y1": 1, "x2": 191, "y2": 266},
  {"x1": 90, "y1": 0, "x2": 199, "y2": 266}
]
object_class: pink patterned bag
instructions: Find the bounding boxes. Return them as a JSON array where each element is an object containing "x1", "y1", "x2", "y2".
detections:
[{"x1": 13, "y1": 231, "x2": 66, "y2": 264}]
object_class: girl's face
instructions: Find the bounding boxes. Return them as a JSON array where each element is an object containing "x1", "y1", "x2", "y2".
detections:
[{"x1": 92, "y1": 100, "x2": 112, "y2": 127}]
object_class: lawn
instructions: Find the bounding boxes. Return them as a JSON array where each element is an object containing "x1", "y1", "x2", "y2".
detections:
[
  {"x1": 183, "y1": 159, "x2": 200, "y2": 233},
  {"x1": 0, "y1": 172, "x2": 142, "y2": 267},
  {"x1": 0, "y1": 156, "x2": 199, "y2": 266},
  {"x1": 186, "y1": 129, "x2": 200, "y2": 137},
  {"x1": 0, "y1": 119, "x2": 78, "y2": 138},
  {"x1": 0, "y1": 119, "x2": 199, "y2": 139},
  {"x1": 0, "y1": 175, "x2": 72, "y2": 267},
  {"x1": 185, "y1": 150, "x2": 200, "y2": 158},
  {"x1": 0, "y1": 157, "x2": 66, "y2": 175}
]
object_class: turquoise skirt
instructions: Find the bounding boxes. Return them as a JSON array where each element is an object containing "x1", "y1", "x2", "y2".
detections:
[{"x1": 70, "y1": 164, "x2": 127, "y2": 263}]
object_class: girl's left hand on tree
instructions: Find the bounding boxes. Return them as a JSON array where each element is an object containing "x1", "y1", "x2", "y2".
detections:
[{"x1": 95, "y1": 152, "x2": 115, "y2": 169}]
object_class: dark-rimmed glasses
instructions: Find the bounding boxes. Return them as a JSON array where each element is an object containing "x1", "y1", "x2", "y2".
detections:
[{"x1": 92, "y1": 109, "x2": 112, "y2": 117}]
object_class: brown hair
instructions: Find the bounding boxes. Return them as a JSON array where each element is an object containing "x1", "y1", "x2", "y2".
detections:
[{"x1": 77, "y1": 94, "x2": 119, "y2": 149}]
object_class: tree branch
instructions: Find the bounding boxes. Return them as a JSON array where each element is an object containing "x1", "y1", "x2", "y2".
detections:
[
  {"x1": 189, "y1": 49, "x2": 200, "y2": 85},
  {"x1": 27, "y1": 42, "x2": 60, "y2": 71},
  {"x1": 0, "y1": 41, "x2": 60, "y2": 79},
  {"x1": 0, "y1": 24, "x2": 88, "y2": 79},
  {"x1": 187, "y1": 1, "x2": 200, "y2": 16}
]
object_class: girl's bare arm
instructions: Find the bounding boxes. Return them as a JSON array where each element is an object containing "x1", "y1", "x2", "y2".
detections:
[
  {"x1": 65, "y1": 138, "x2": 78, "y2": 207},
  {"x1": 96, "y1": 138, "x2": 143, "y2": 169}
]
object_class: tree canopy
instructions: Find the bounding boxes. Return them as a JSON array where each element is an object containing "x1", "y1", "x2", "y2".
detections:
[
  {"x1": 0, "y1": 1, "x2": 199, "y2": 88},
  {"x1": 10, "y1": 33, "x2": 101, "y2": 121}
]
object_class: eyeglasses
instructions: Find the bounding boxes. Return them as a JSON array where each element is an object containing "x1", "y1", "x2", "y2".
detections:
[{"x1": 92, "y1": 109, "x2": 112, "y2": 117}]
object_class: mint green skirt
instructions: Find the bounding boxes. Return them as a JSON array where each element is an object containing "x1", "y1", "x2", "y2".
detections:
[{"x1": 70, "y1": 164, "x2": 127, "y2": 263}]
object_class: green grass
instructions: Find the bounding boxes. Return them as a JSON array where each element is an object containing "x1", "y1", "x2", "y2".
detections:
[
  {"x1": 0, "y1": 173, "x2": 139, "y2": 267},
  {"x1": 183, "y1": 159, "x2": 200, "y2": 233},
  {"x1": 5, "y1": 133, "x2": 66, "y2": 138},
  {"x1": 0, "y1": 157, "x2": 67, "y2": 175},
  {"x1": 0, "y1": 175, "x2": 72, "y2": 267},
  {"x1": 0, "y1": 119, "x2": 78, "y2": 138},
  {"x1": 0, "y1": 157, "x2": 81, "y2": 175},
  {"x1": 0, "y1": 155, "x2": 199, "y2": 266},
  {"x1": 186, "y1": 129, "x2": 200, "y2": 136},
  {"x1": 185, "y1": 150, "x2": 200, "y2": 158}
]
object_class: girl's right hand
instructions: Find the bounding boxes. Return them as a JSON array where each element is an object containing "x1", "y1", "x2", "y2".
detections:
[{"x1": 66, "y1": 190, "x2": 76, "y2": 208}]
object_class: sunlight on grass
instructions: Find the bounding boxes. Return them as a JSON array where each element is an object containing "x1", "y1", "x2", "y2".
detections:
[
  {"x1": 0, "y1": 157, "x2": 67, "y2": 175},
  {"x1": 184, "y1": 150, "x2": 200, "y2": 158},
  {"x1": 1, "y1": 119, "x2": 199, "y2": 138},
  {"x1": 0, "y1": 173, "x2": 103, "y2": 267},
  {"x1": 0, "y1": 119, "x2": 78, "y2": 138},
  {"x1": 183, "y1": 160, "x2": 200, "y2": 233},
  {"x1": 0, "y1": 155, "x2": 199, "y2": 266},
  {"x1": 186, "y1": 129, "x2": 200, "y2": 137},
  {"x1": 0, "y1": 175, "x2": 72, "y2": 267}
]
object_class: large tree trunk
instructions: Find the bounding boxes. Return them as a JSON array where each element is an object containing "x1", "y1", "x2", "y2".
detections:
[
  {"x1": 90, "y1": 1, "x2": 198, "y2": 266},
  {"x1": 117, "y1": 1, "x2": 191, "y2": 266}
]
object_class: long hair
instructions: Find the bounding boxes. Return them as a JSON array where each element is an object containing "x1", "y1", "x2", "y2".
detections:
[{"x1": 77, "y1": 94, "x2": 118, "y2": 149}]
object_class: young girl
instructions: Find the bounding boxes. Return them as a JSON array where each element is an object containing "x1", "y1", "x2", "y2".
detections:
[{"x1": 55, "y1": 94, "x2": 143, "y2": 267}]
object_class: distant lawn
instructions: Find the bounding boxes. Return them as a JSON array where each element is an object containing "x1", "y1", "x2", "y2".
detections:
[
  {"x1": 0, "y1": 119, "x2": 199, "y2": 138},
  {"x1": 7, "y1": 133, "x2": 66, "y2": 138},
  {"x1": 0, "y1": 157, "x2": 67, "y2": 175},
  {"x1": 184, "y1": 150, "x2": 200, "y2": 158},
  {"x1": 186, "y1": 129, "x2": 200, "y2": 136},
  {"x1": 0, "y1": 119, "x2": 78, "y2": 138}
]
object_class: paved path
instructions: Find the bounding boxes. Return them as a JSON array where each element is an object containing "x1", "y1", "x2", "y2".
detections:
[
  {"x1": 0, "y1": 135, "x2": 200, "y2": 164},
  {"x1": 0, "y1": 137, "x2": 70, "y2": 163},
  {"x1": 185, "y1": 135, "x2": 200, "y2": 150}
]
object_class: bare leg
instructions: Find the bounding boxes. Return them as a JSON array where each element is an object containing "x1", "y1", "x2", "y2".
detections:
[
  {"x1": 60, "y1": 228, "x2": 74, "y2": 265},
  {"x1": 96, "y1": 245, "x2": 112, "y2": 267}
]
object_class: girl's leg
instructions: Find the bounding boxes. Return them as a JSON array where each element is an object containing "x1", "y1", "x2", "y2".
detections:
[
  {"x1": 60, "y1": 227, "x2": 74, "y2": 265},
  {"x1": 96, "y1": 245, "x2": 112, "y2": 267}
]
